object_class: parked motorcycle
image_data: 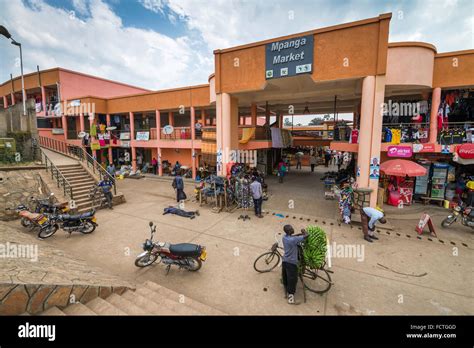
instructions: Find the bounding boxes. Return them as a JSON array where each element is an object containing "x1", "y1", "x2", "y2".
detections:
[
  {"x1": 38, "y1": 209, "x2": 98, "y2": 239},
  {"x1": 21, "y1": 194, "x2": 69, "y2": 228},
  {"x1": 135, "y1": 222, "x2": 207, "y2": 273},
  {"x1": 9, "y1": 204, "x2": 51, "y2": 231},
  {"x1": 441, "y1": 203, "x2": 474, "y2": 229}
]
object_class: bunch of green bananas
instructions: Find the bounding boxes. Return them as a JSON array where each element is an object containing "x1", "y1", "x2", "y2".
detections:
[{"x1": 302, "y1": 225, "x2": 327, "y2": 269}]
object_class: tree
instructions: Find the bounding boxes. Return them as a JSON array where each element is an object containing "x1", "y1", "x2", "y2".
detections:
[{"x1": 308, "y1": 117, "x2": 323, "y2": 126}]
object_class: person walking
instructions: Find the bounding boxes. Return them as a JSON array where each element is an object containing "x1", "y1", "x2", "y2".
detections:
[
  {"x1": 172, "y1": 173, "x2": 187, "y2": 202},
  {"x1": 277, "y1": 160, "x2": 287, "y2": 183},
  {"x1": 360, "y1": 207, "x2": 386, "y2": 242},
  {"x1": 151, "y1": 157, "x2": 158, "y2": 175},
  {"x1": 310, "y1": 154, "x2": 318, "y2": 172},
  {"x1": 324, "y1": 151, "x2": 331, "y2": 167},
  {"x1": 295, "y1": 153, "x2": 302, "y2": 170},
  {"x1": 250, "y1": 177, "x2": 263, "y2": 218},
  {"x1": 281, "y1": 225, "x2": 308, "y2": 305}
]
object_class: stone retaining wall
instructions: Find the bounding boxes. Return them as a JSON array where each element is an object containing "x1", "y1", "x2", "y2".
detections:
[{"x1": 0, "y1": 221, "x2": 133, "y2": 315}]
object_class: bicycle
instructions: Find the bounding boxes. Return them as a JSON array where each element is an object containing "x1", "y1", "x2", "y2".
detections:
[{"x1": 253, "y1": 232, "x2": 333, "y2": 300}]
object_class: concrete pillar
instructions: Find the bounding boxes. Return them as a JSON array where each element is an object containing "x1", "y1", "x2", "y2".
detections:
[
  {"x1": 131, "y1": 146, "x2": 137, "y2": 171},
  {"x1": 356, "y1": 76, "x2": 376, "y2": 191},
  {"x1": 3, "y1": 96, "x2": 8, "y2": 109},
  {"x1": 129, "y1": 112, "x2": 135, "y2": 140},
  {"x1": 368, "y1": 75, "x2": 386, "y2": 207},
  {"x1": 11, "y1": 93, "x2": 15, "y2": 105},
  {"x1": 89, "y1": 115, "x2": 97, "y2": 159},
  {"x1": 201, "y1": 108, "x2": 206, "y2": 126},
  {"x1": 41, "y1": 86, "x2": 46, "y2": 114},
  {"x1": 168, "y1": 111, "x2": 173, "y2": 126},
  {"x1": 156, "y1": 110, "x2": 162, "y2": 139},
  {"x1": 251, "y1": 103, "x2": 257, "y2": 126},
  {"x1": 79, "y1": 113, "x2": 85, "y2": 132},
  {"x1": 265, "y1": 101, "x2": 270, "y2": 125},
  {"x1": 106, "y1": 113, "x2": 112, "y2": 164},
  {"x1": 191, "y1": 106, "x2": 196, "y2": 179},
  {"x1": 429, "y1": 87, "x2": 441, "y2": 144},
  {"x1": 62, "y1": 115, "x2": 68, "y2": 140},
  {"x1": 157, "y1": 147, "x2": 163, "y2": 175},
  {"x1": 217, "y1": 92, "x2": 239, "y2": 175}
]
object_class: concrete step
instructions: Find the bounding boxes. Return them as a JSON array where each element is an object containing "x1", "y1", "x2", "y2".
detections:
[
  {"x1": 63, "y1": 172, "x2": 89, "y2": 178},
  {"x1": 134, "y1": 287, "x2": 200, "y2": 315},
  {"x1": 62, "y1": 302, "x2": 97, "y2": 315},
  {"x1": 68, "y1": 177, "x2": 95, "y2": 183},
  {"x1": 143, "y1": 281, "x2": 225, "y2": 315},
  {"x1": 39, "y1": 306, "x2": 66, "y2": 316},
  {"x1": 105, "y1": 293, "x2": 148, "y2": 315},
  {"x1": 85, "y1": 297, "x2": 127, "y2": 315},
  {"x1": 57, "y1": 165, "x2": 82, "y2": 170}
]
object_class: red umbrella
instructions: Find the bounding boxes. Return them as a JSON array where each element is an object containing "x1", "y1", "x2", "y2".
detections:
[{"x1": 380, "y1": 159, "x2": 427, "y2": 177}]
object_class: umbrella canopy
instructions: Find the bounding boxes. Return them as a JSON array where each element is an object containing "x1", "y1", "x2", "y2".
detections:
[{"x1": 380, "y1": 159, "x2": 427, "y2": 177}]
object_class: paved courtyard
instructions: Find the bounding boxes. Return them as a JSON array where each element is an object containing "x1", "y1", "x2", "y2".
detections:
[{"x1": 14, "y1": 165, "x2": 474, "y2": 315}]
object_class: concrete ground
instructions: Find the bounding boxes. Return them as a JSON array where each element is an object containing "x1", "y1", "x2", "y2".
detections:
[{"x1": 13, "y1": 164, "x2": 473, "y2": 315}]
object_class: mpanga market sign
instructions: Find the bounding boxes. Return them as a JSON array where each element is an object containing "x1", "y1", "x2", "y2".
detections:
[{"x1": 265, "y1": 35, "x2": 314, "y2": 79}]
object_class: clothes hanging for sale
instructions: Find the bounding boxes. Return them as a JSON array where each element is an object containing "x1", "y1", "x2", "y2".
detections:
[
  {"x1": 271, "y1": 127, "x2": 284, "y2": 148},
  {"x1": 383, "y1": 127, "x2": 392, "y2": 142},
  {"x1": 90, "y1": 124, "x2": 97, "y2": 137},
  {"x1": 349, "y1": 129, "x2": 359, "y2": 144},
  {"x1": 390, "y1": 129, "x2": 401, "y2": 144},
  {"x1": 99, "y1": 124, "x2": 106, "y2": 133}
]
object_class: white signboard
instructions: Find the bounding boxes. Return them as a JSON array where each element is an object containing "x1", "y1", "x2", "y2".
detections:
[
  {"x1": 136, "y1": 131, "x2": 150, "y2": 141},
  {"x1": 120, "y1": 132, "x2": 131, "y2": 140}
]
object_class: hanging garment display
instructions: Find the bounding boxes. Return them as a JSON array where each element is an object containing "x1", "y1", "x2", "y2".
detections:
[
  {"x1": 390, "y1": 129, "x2": 401, "y2": 144},
  {"x1": 90, "y1": 124, "x2": 97, "y2": 137},
  {"x1": 349, "y1": 129, "x2": 359, "y2": 144},
  {"x1": 271, "y1": 128, "x2": 283, "y2": 148}
]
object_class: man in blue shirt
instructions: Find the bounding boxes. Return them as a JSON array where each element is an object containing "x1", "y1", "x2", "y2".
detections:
[
  {"x1": 361, "y1": 207, "x2": 386, "y2": 242},
  {"x1": 98, "y1": 179, "x2": 113, "y2": 209},
  {"x1": 250, "y1": 177, "x2": 263, "y2": 218},
  {"x1": 282, "y1": 225, "x2": 308, "y2": 305}
]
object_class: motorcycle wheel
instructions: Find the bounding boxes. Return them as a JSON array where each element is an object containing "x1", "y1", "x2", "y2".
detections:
[
  {"x1": 441, "y1": 217, "x2": 455, "y2": 228},
  {"x1": 135, "y1": 253, "x2": 159, "y2": 267},
  {"x1": 186, "y1": 257, "x2": 202, "y2": 272},
  {"x1": 81, "y1": 221, "x2": 96, "y2": 234},
  {"x1": 38, "y1": 224, "x2": 58, "y2": 239},
  {"x1": 20, "y1": 217, "x2": 31, "y2": 228}
]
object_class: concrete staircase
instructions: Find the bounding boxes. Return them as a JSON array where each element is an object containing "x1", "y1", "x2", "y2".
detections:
[
  {"x1": 40, "y1": 281, "x2": 225, "y2": 315},
  {"x1": 58, "y1": 163, "x2": 103, "y2": 213}
]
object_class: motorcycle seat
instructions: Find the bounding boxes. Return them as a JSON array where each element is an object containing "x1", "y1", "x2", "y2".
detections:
[
  {"x1": 60, "y1": 210, "x2": 95, "y2": 220},
  {"x1": 169, "y1": 243, "x2": 202, "y2": 257}
]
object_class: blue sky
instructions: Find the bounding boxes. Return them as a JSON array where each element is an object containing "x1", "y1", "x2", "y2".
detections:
[{"x1": 0, "y1": 0, "x2": 473, "y2": 93}]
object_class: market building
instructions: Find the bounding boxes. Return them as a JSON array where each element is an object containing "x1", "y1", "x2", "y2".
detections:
[{"x1": 1, "y1": 13, "x2": 473, "y2": 208}]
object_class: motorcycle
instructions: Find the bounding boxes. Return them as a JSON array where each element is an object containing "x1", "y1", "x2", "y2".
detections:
[
  {"x1": 135, "y1": 222, "x2": 207, "y2": 273},
  {"x1": 38, "y1": 209, "x2": 98, "y2": 239},
  {"x1": 9, "y1": 204, "x2": 51, "y2": 231},
  {"x1": 441, "y1": 203, "x2": 474, "y2": 229},
  {"x1": 21, "y1": 194, "x2": 69, "y2": 228}
]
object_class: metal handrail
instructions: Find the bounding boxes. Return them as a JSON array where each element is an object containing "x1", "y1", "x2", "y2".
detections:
[
  {"x1": 68, "y1": 145, "x2": 117, "y2": 196},
  {"x1": 38, "y1": 147, "x2": 74, "y2": 200},
  {"x1": 38, "y1": 136, "x2": 116, "y2": 196}
]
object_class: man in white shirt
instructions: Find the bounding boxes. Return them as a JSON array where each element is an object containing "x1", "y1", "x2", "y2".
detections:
[{"x1": 361, "y1": 207, "x2": 386, "y2": 242}]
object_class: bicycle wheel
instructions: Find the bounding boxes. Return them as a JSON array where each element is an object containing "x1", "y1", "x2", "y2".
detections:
[
  {"x1": 253, "y1": 251, "x2": 281, "y2": 273},
  {"x1": 301, "y1": 266, "x2": 332, "y2": 294}
]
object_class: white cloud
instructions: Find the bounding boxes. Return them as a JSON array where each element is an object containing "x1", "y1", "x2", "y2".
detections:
[
  {"x1": 0, "y1": 0, "x2": 472, "y2": 93},
  {"x1": 0, "y1": 0, "x2": 212, "y2": 90}
]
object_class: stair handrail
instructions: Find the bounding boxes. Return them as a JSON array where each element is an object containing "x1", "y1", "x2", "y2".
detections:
[
  {"x1": 38, "y1": 147, "x2": 74, "y2": 200},
  {"x1": 38, "y1": 136, "x2": 117, "y2": 196},
  {"x1": 67, "y1": 145, "x2": 117, "y2": 196}
]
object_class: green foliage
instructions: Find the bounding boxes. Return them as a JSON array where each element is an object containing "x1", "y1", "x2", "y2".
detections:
[{"x1": 302, "y1": 225, "x2": 327, "y2": 269}]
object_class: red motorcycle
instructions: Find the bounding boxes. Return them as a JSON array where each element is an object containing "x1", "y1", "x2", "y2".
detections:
[{"x1": 135, "y1": 222, "x2": 207, "y2": 273}]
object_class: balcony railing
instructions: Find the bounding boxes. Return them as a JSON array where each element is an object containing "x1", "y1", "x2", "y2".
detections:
[
  {"x1": 381, "y1": 122, "x2": 430, "y2": 144},
  {"x1": 160, "y1": 127, "x2": 192, "y2": 140},
  {"x1": 438, "y1": 122, "x2": 474, "y2": 145}
]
